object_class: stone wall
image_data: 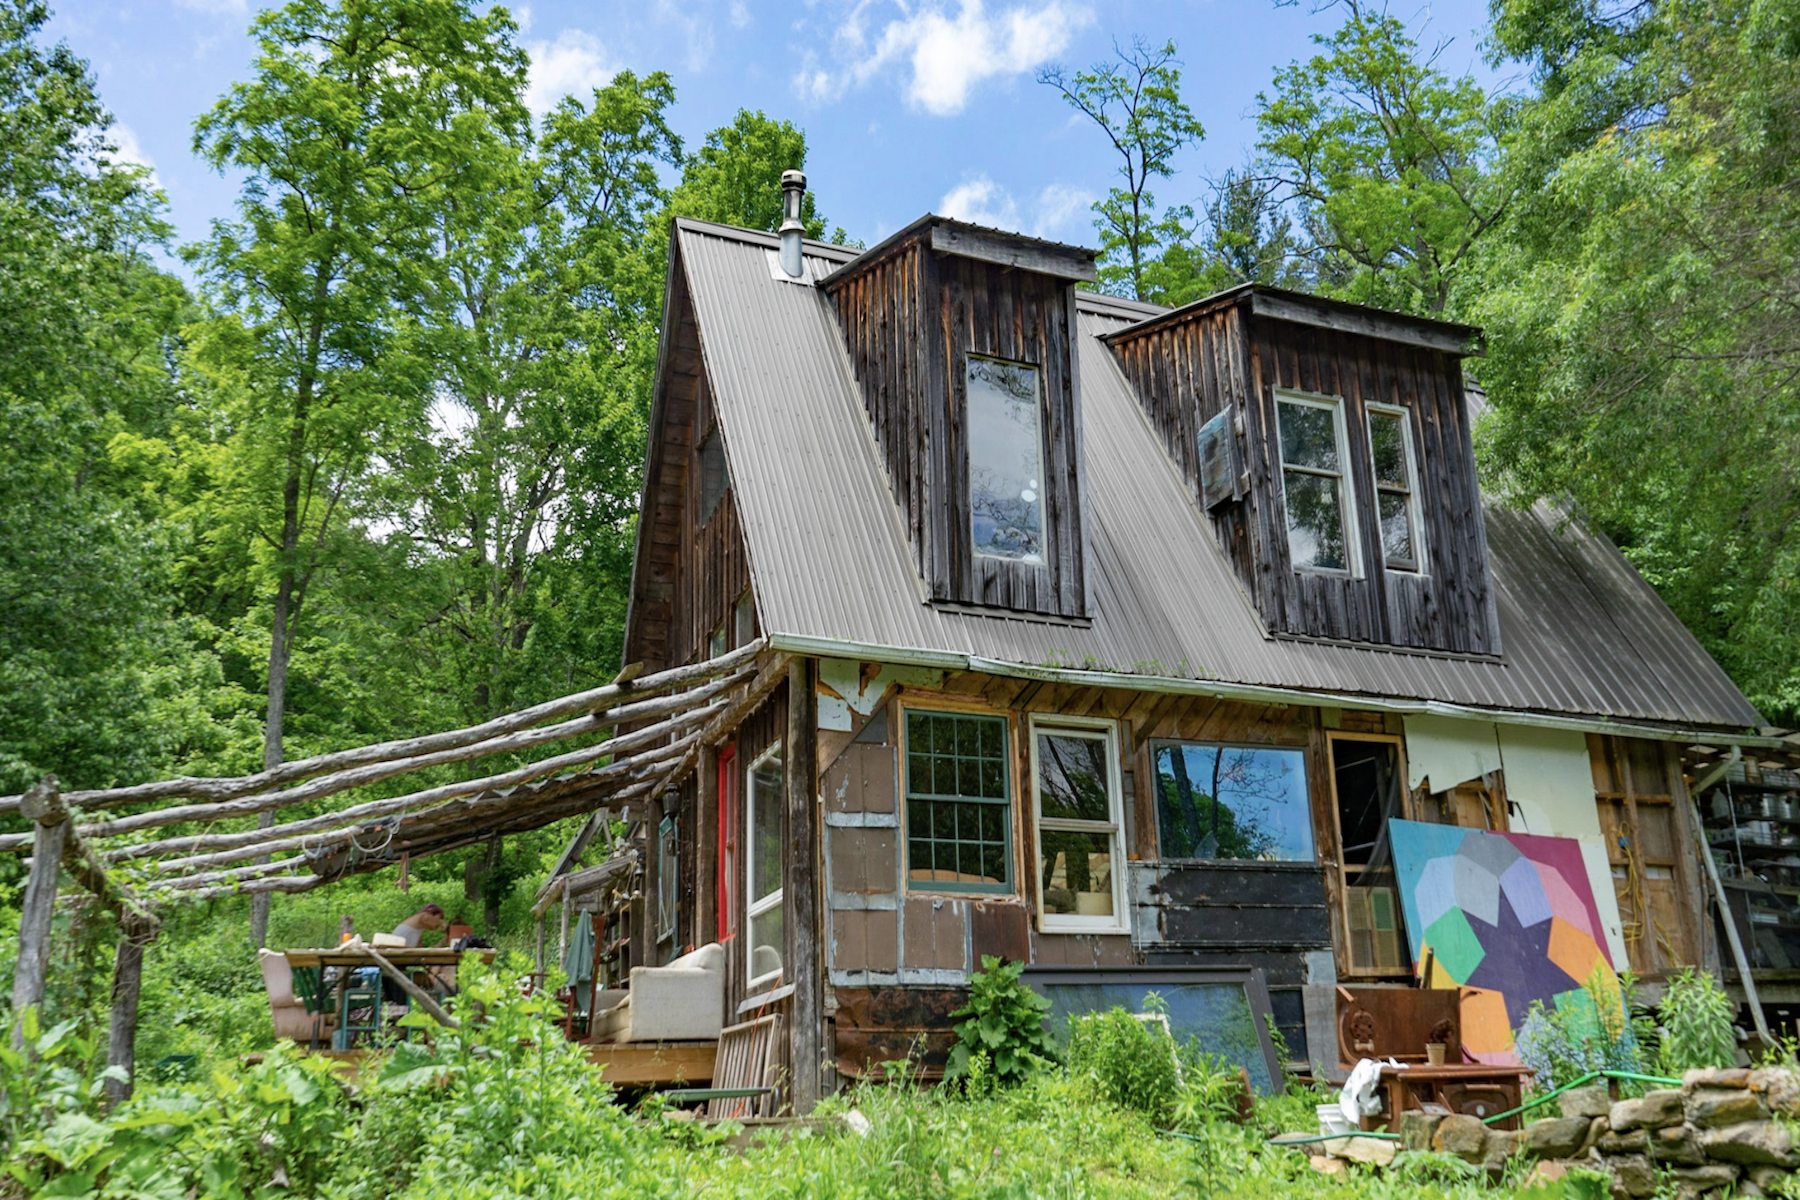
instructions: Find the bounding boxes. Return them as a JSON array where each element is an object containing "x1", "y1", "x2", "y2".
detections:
[{"x1": 1312, "y1": 1067, "x2": 1800, "y2": 1198}]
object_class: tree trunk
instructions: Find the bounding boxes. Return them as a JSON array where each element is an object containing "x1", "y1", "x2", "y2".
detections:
[
  {"x1": 250, "y1": 571, "x2": 294, "y2": 949},
  {"x1": 481, "y1": 835, "x2": 503, "y2": 935}
]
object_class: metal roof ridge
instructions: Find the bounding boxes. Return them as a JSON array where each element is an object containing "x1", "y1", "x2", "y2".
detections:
[{"x1": 673, "y1": 216, "x2": 860, "y2": 261}]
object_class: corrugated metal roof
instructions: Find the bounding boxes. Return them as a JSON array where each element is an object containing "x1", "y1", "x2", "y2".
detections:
[{"x1": 674, "y1": 219, "x2": 1762, "y2": 731}]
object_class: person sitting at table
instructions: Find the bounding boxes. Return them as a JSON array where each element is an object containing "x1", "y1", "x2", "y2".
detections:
[{"x1": 390, "y1": 904, "x2": 446, "y2": 947}]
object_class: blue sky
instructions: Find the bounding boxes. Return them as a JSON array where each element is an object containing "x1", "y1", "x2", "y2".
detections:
[{"x1": 49, "y1": 0, "x2": 1503, "y2": 254}]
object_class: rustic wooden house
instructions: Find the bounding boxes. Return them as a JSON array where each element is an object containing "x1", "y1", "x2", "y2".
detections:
[{"x1": 558, "y1": 174, "x2": 1797, "y2": 1109}]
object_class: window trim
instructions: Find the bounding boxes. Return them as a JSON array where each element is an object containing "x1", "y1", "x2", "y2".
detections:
[
  {"x1": 1028, "y1": 714, "x2": 1129, "y2": 935},
  {"x1": 657, "y1": 814, "x2": 678, "y2": 944},
  {"x1": 1365, "y1": 401, "x2": 1426, "y2": 574},
  {"x1": 1274, "y1": 388, "x2": 1362, "y2": 578},
  {"x1": 745, "y1": 740, "x2": 785, "y2": 989},
  {"x1": 1147, "y1": 739, "x2": 1317, "y2": 865},
  {"x1": 964, "y1": 352, "x2": 1050, "y2": 568},
  {"x1": 901, "y1": 705, "x2": 1016, "y2": 897}
]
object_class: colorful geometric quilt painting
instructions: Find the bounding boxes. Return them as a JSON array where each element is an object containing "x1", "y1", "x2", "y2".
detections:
[{"x1": 1387, "y1": 820, "x2": 1619, "y2": 1065}]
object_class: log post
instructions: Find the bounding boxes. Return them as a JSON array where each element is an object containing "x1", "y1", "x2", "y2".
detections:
[
  {"x1": 696, "y1": 743, "x2": 718, "y2": 945},
  {"x1": 105, "y1": 921, "x2": 151, "y2": 1107},
  {"x1": 12, "y1": 776, "x2": 67, "y2": 1028},
  {"x1": 535, "y1": 914, "x2": 547, "y2": 972},
  {"x1": 784, "y1": 658, "x2": 822, "y2": 1113}
]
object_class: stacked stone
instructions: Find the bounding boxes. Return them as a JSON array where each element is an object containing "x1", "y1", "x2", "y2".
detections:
[
  {"x1": 1380, "y1": 1068, "x2": 1800, "y2": 1199},
  {"x1": 1585, "y1": 1068, "x2": 1800, "y2": 1200}
]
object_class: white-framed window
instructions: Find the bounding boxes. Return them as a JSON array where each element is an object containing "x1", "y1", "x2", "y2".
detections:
[
  {"x1": 1275, "y1": 390, "x2": 1360, "y2": 576},
  {"x1": 1365, "y1": 403, "x2": 1424, "y2": 572},
  {"x1": 745, "y1": 742, "x2": 785, "y2": 988},
  {"x1": 1029, "y1": 715, "x2": 1128, "y2": 935}
]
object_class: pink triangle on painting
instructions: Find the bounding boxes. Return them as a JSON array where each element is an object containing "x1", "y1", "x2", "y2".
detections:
[{"x1": 1533, "y1": 861, "x2": 1594, "y2": 940}]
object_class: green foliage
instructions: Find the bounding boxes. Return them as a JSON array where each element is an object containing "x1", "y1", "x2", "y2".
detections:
[
  {"x1": 1255, "y1": 0, "x2": 1508, "y2": 315},
  {"x1": 945, "y1": 955, "x2": 1056, "y2": 1088},
  {"x1": 1472, "y1": 0, "x2": 1800, "y2": 724},
  {"x1": 1040, "y1": 38, "x2": 1206, "y2": 301},
  {"x1": 668, "y1": 108, "x2": 842, "y2": 241},
  {"x1": 1064, "y1": 1002, "x2": 1185, "y2": 1126},
  {"x1": 1513, "y1": 968, "x2": 1645, "y2": 1090},
  {"x1": 1657, "y1": 968, "x2": 1737, "y2": 1075}
]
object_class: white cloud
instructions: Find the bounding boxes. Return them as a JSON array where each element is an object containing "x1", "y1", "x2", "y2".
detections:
[
  {"x1": 800, "y1": 0, "x2": 1092, "y2": 116},
  {"x1": 514, "y1": 5, "x2": 534, "y2": 33},
  {"x1": 939, "y1": 175, "x2": 1096, "y2": 240},
  {"x1": 525, "y1": 29, "x2": 616, "y2": 115},
  {"x1": 175, "y1": 0, "x2": 246, "y2": 14},
  {"x1": 729, "y1": 1, "x2": 751, "y2": 29},
  {"x1": 103, "y1": 123, "x2": 160, "y2": 188}
]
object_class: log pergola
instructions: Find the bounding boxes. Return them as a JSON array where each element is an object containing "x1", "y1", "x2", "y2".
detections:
[{"x1": 1, "y1": 639, "x2": 786, "y2": 1100}]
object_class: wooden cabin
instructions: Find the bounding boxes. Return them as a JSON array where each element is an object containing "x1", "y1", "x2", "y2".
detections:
[{"x1": 556, "y1": 182, "x2": 1796, "y2": 1108}]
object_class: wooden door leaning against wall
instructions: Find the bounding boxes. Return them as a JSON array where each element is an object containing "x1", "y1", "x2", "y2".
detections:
[{"x1": 1589, "y1": 735, "x2": 1701, "y2": 977}]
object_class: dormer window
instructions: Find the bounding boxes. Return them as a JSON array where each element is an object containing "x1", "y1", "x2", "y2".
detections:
[
  {"x1": 1367, "y1": 405, "x2": 1423, "y2": 572},
  {"x1": 1276, "y1": 391, "x2": 1358, "y2": 575},
  {"x1": 823, "y1": 217, "x2": 1095, "y2": 619},
  {"x1": 967, "y1": 357, "x2": 1045, "y2": 565}
]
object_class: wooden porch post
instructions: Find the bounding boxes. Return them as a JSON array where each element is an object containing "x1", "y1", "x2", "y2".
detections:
[
  {"x1": 12, "y1": 776, "x2": 67, "y2": 1029},
  {"x1": 784, "y1": 658, "x2": 822, "y2": 1112},
  {"x1": 696, "y1": 743, "x2": 718, "y2": 946}
]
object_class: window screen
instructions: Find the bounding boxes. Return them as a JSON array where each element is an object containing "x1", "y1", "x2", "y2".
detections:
[
  {"x1": 966, "y1": 357, "x2": 1045, "y2": 564},
  {"x1": 905, "y1": 710, "x2": 1011, "y2": 892},
  {"x1": 746, "y1": 744, "x2": 784, "y2": 985}
]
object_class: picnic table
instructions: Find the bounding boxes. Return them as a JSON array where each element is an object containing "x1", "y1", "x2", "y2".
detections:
[{"x1": 283, "y1": 946, "x2": 493, "y2": 1049}]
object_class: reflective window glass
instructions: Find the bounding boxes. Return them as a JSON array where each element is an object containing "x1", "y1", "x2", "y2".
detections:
[
  {"x1": 1152, "y1": 743, "x2": 1314, "y2": 862},
  {"x1": 967, "y1": 358, "x2": 1045, "y2": 564}
]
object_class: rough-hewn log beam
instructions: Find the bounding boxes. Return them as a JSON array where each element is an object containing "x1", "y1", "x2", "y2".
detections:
[{"x1": 0, "y1": 639, "x2": 767, "y2": 817}]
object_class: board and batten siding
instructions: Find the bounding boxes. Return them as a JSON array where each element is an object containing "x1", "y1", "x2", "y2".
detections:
[
  {"x1": 826, "y1": 226, "x2": 1088, "y2": 617},
  {"x1": 1109, "y1": 294, "x2": 1500, "y2": 655}
]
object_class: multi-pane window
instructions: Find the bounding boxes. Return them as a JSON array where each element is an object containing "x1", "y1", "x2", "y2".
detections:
[
  {"x1": 1151, "y1": 743, "x2": 1314, "y2": 862},
  {"x1": 905, "y1": 710, "x2": 1011, "y2": 892},
  {"x1": 1031, "y1": 718, "x2": 1127, "y2": 933},
  {"x1": 746, "y1": 744, "x2": 784, "y2": 986},
  {"x1": 966, "y1": 357, "x2": 1046, "y2": 564},
  {"x1": 1367, "y1": 405, "x2": 1422, "y2": 571},
  {"x1": 1276, "y1": 392, "x2": 1356, "y2": 573}
]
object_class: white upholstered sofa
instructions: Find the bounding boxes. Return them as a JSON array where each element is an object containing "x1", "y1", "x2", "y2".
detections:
[{"x1": 589, "y1": 942, "x2": 725, "y2": 1043}]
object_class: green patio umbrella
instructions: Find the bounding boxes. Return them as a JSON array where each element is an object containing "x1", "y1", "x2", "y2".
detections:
[{"x1": 562, "y1": 911, "x2": 597, "y2": 1019}]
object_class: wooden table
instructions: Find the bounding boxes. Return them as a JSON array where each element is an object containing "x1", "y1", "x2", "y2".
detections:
[
  {"x1": 282, "y1": 947, "x2": 492, "y2": 1048},
  {"x1": 1364, "y1": 1063, "x2": 1535, "y2": 1131}
]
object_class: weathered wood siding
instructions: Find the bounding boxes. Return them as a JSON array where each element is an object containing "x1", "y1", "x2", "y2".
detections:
[
  {"x1": 826, "y1": 232, "x2": 1087, "y2": 616},
  {"x1": 624, "y1": 269, "x2": 753, "y2": 674},
  {"x1": 1108, "y1": 298, "x2": 1500, "y2": 654}
]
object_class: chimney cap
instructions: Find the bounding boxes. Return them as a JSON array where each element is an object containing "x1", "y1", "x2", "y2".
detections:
[{"x1": 781, "y1": 169, "x2": 806, "y2": 187}]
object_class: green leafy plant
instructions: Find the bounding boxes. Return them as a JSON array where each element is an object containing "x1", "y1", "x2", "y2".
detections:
[
  {"x1": 1064, "y1": 998, "x2": 1183, "y2": 1126},
  {"x1": 944, "y1": 956, "x2": 1056, "y2": 1089},
  {"x1": 1658, "y1": 968, "x2": 1738, "y2": 1075},
  {"x1": 1515, "y1": 967, "x2": 1644, "y2": 1089}
]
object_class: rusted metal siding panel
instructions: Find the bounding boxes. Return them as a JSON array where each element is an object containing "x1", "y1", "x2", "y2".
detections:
[{"x1": 669, "y1": 220, "x2": 1761, "y2": 731}]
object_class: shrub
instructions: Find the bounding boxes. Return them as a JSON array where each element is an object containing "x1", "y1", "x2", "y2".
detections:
[
  {"x1": 1514, "y1": 968, "x2": 1645, "y2": 1090},
  {"x1": 1658, "y1": 968, "x2": 1737, "y2": 1074},
  {"x1": 944, "y1": 955, "x2": 1055, "y2": 1088},
  {"x1": 1064, "y1": 1002, "x2": 1183, "y2": 1125}
]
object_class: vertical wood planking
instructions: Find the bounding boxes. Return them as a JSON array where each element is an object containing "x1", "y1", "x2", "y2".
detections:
[
  {"x1": 1105, "y1": 297, "x2": 1498, "y2": 655},
  {"x1": 827, "y1": 230, "x2": 1087, "y2": 617}
]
